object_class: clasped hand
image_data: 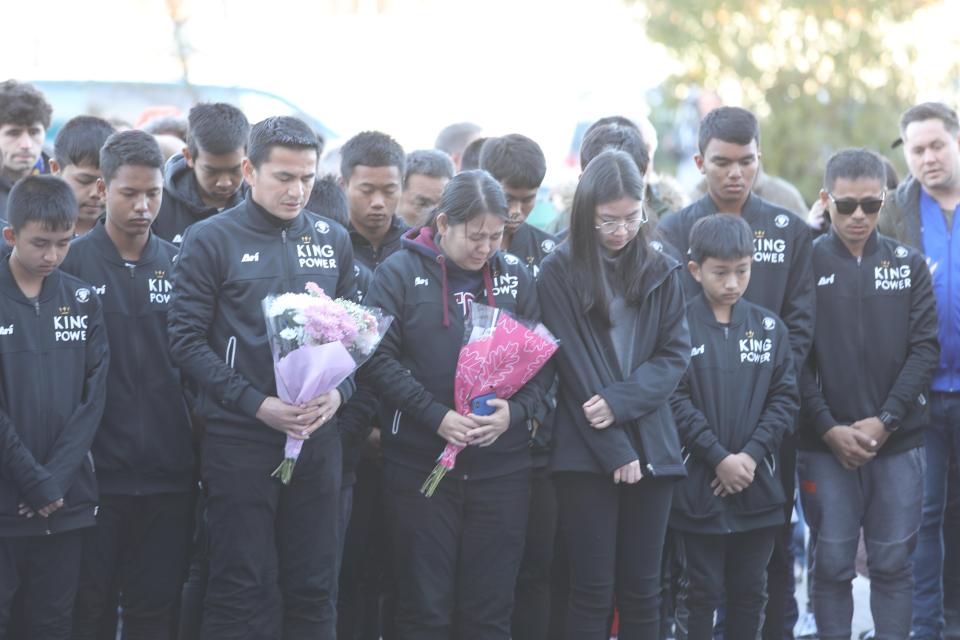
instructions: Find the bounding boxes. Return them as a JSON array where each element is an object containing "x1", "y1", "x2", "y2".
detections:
[{"x1": 437, "y1": 399, "x2": 511, "y2": 448}]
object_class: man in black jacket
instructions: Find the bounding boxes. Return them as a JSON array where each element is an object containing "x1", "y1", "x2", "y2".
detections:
[
  {"x1": 49, "y1": 116, "x2": 116, "y2": 236},
  {"x1": 658, "y1": 106, "x2": 814, "y2": 638},
  {"x1": 169, "y1": 116, "x2": 357, "y2": 640},
  {"x1": 799, "y1": 149, "x2": 939, "y2": 640},
  {"x1": 61, "y1": 130, "x2": 195, "y2": 639},
  {"x1": 0, "y1": 81, "x2": 53, "y2": 219},
  {"x1": 152, "y1": 102, "x2": 249, "y2": 246},
  {"x1": 0, "y1": 175, "x2": 109, "y2": 639}
]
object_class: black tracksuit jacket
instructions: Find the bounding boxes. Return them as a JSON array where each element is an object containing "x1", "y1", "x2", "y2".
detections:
[
  {"x1": 168, "y1": 196, "x2": 358, "y2": 446},
  {"x1": 361, "y1": 227, "x2": 553, "y2": 480},
  {"x1": 538, "y1": 243, "x2": 691, "y2": 478},
  {"x1": 59, "y1": 222, "x2": 194, "y2": 495},
  {"x1": 152, "y1": 154, "x2": 246, "y2": 246},
  {"x1": 670, "y1": 294, "x2": 799, "y2": 534},
  {"x1": 504, "y1": 222, "x2": 558, "y2": 280},
  {"x1": 799, "y1": 230, "x2": 940, "y2": 455},
  {"x1": 659, "y1": 193, "x2": 815, "y2": 374},
  {"x1": 0, "y1": 259, "x2": 109, "y2": 537}
]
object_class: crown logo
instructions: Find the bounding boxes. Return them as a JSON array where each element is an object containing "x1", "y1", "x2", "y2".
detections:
[
  {"x1": 881, "y1": 260, "x2": 891, "y2": 268},
  {"x1": 745, "y1": 330, "x2": 754, "y2": 338},
  {"x1": 301, "y1": 235, "x2": 312, "y2": 244},
  {"x1": 58, "y1": 306, "x2": 71, "y2": 315},
  {"x1": 526, "y1": 256, "x2": 535, "y2": 264},
  {"x1": 154, "y1": 270, "x2": 166, "y2": 279},
  {"x1": 755, "y1": 230, "x2": 765, "y2": 238}
]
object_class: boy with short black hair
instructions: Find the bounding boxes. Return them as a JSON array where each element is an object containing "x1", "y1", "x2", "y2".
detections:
[
  {"x1": 60, "y1": 129, "x2": 196, "y2": 638},
  {"x1": 153, "y1": 102, "x2": 250, "y2": 245},
  {"x1": 670, "y1": 213, "x2": 799, "y2": 639},
  {"x1": 50, "y1": 115, "x2": 116, "y2": 235},
  {"x1": 0, "y1": 175, "x2": 109, "y2": 639},
  {"x1": 0, "y1": 80, "x2": 54, "y2": 219}
]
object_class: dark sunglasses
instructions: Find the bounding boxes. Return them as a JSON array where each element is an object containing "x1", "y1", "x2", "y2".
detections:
[{"x1": 829, "y1": 193, "x2": 885, "y2": 215}]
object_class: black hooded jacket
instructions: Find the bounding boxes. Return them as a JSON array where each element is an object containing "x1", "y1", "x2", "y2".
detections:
[
  {"x1": 0, "y1": 259, "x2": 109, "y2": 537},
  {"x1": 152, "y1": 153, "x2": 246, "y2": 246},
  {"x1": 360, "y1": 227, "x2": 552, "y2": 480},
  {"x1": 670, "y1": 294, "x2": 799, "y2": 534},
  {"x1": 538, "y1": 242, "x2": 691, "y2": 478},
  {"x1": 168, "y1": 196, "x2": 358, "y2": 446},
  {"x1": 799, "y1": 230, "x2": 940, "y2": 455},
  {"x1": 59, "y1": 222, "x2": 194, "y2": 495}
]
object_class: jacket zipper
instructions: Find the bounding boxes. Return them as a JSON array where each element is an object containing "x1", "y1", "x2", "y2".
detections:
[
  {"x1": 128, "y1": 263, "x2": 144, "y2": 494},
  {"x1": 856, "y1": 255, "x2": 864, "y2": 390},
  {"x1": 947, "y1": 217, "x2": 955, "y2": 391},
  {"x1": 34, "y1": 299, "x2": 52, "y2": 534},
  {"x1": 281, "y1": 227, "x2": 292, "y2": 291}
]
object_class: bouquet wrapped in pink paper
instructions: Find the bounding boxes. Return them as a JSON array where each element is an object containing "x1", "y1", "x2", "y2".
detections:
[
  {"x1": 263, "y1": 282, "x2": 392, "y2": 484},
  {"x1": 420, "y1": 301, "x2": 559, "y2": 497}
]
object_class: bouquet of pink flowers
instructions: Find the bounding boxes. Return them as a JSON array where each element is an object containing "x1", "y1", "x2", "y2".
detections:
[{"x1": 263, "y1": 282, "x2": 392, "y2": 484}]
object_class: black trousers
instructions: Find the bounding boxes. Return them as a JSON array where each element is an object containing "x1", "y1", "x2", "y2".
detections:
[
  {"x1": 511, "y1": 465, "x2": 559, "y2": 640},
  {"x1": 384, "y1": 462, "x2": 530, "y2": 640},
  {"x1": 677, "y1": 527, "x2": 777, "y2": 640},
  {"x1": 0, "y1": 529, "x2": 83, "y2": 640},
  {"x1": 762, "y1": 432, "x2": 797, "y2": 640},
  {"x1": 554, "y1": 472, "x2": 675, "y2": 640},
  {"x1": 200, "y1": 433, "x2": 341, "y2": 640}
]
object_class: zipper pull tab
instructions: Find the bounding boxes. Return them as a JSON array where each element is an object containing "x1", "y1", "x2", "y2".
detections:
[
  {"x1": 127, "y1": 264, "x2": 136, "y2": 279},
  {"x1": 281, "y1": 228, "x2": 288, "y2": 244},
  {"x1": 34, "y1": 299, "x2": 40, "y2": 317}
]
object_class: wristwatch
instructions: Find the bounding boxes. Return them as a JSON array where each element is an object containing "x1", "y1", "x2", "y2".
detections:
[{"x1": 878, "y1": 410, "x2": 900, "y2": 433}]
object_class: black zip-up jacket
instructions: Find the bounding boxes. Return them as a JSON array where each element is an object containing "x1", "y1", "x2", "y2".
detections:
[
  {"x1": 168, "y1": 196, "x2": 358, "y2": 446},
  {"x1": 360, "y1": 227, "x2": 552, "y2": 480},
  {"x1": 538, "y1": 243, "x2": 691, "y2": 478},
  {"x1": 59, "y1": 222, "x2": 194, "y2": 495},
  {"x1": 505, "y1": 222, "x2": 557, "y2": 280},
  {"x1": 0, "y1": 259, "x2": 109, "y2": 536},
  {"x1": 152, "y1": 153, "x2": 246, "y2": 246},
  {"x1": 659, "y1": 193, "x2": 815, "y2": 375},
  {"x1": 670, "y1": 295, "x2": 799, "y2": 534},
  {"x1": 799, "y1": 230, "x2": 940, "y2": 455},
  {"x1": 348, "y1": 216, "x2": 409, "y2": 271}
]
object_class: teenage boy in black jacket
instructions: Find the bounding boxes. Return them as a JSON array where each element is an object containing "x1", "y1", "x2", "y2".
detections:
[
  {"x1": 799, "y1": 149, "x2": 939, "y2": 640},
  {"x1": 670, "y1": 214, "x2": 799, "y2": 639},
  {"x1": 152, "y1": 102, "x2": 249, "y2": 246},
  {"x1": 60, "y1": 130, "x2": 195, "y2": 639},
  {"x1": 169, "y1": 116, "x2": 357, "y2": 640},
  {"x1": 0, "y1": 175, "x2": 109, "y2": 640},
  {"x1": 658, "y1": 106, "x2": 814, "y2": 638},
  {"x1": 49, "y1": 116, "x2": 116, "y2": 236}
]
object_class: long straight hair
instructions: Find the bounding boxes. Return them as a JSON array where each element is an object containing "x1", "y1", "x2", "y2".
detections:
[{"x1": 569, "y1": 149, "x2": 656, "y2": 325}]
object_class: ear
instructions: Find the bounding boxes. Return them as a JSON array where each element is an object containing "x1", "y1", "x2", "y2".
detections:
[
  {"x1": 687, "y1": 260, "x2": 702, "y2": 283},
  {"x1": 182, "y1": 146, "x2": 193, "y2": 167},
  {"x1": 435, "y1": 212, "x2": 449, "y2": 236},
  {"x1": 694, "y1": 154, "x2": 705, "y2": 173},
  {"x1": 97, "y1": 177, "x2": 107, "y2": 199},
  {"x1": 819, "y1": 188, "x2": 829, "y2": 205},
  {"x1": 49, "y1": 158, "x2": 61, "y2": 175},
  {"x1": 3, "y1": 226, "x2": 15, "y2": 247},
  {"x1": 241, "y1": 158, "x2": 256, "y2": 187}
]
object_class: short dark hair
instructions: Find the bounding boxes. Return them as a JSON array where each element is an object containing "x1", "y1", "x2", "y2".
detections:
[
  {"x1": 53, "y1": 116, "x2": 116, "y2": 169},
  {"x1": 340, "y1": 131, "x2": 405, "y2": 183},
  {"x1": 99, "y1": 130, "x2": 165, "y2": 185},
  {"x1": 306, "y1": 175, "x2": 349, "y2": 227},
  {"x1": 823, "y1": 148, "x2": 886, "y2": 192},
  {"x1": 404, "y1": 149, "x2": 454, "y2": 187},
  {"x1": 6, "y1": 175, "x2": 77, "y2": 232},
  {"x1": 460, "y1": 137, "x2": 487, "y2": 171},
  {"x1": 0, "y1": 80, "x2": 53, "y2": 129},
  {"x1": 435, "y1": 122, "x2": 482, "y2": 156},
  {"x1": 247, "y1": 116, "x2": 319, "y2": 168},
  {"x1": 430, "y1": 170, "x2": 508, "y2": 232},
  {"x1": 688, "y1": 214, "x2": 754, "y2": 264},
  {"x1": 698, "y1": 107, "x2": 760, "y2": 154},
  {"x1": 479, "y1": 134, "x2": 546, "y2": 190},
  {"x1": 899, "y1": 102, "x2": 959, "y2": 137},
  {"x1": 187, "y1": 103, "x2": 250, "y2": 157},
  {"x1": 579, "y1": 123, "x2": 650, "y2": 175},
  {"x1": 140, "y1": 115, "x2": 188, "y2": 141}
]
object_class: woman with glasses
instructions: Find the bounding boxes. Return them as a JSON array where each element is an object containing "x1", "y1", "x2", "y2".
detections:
[{"x1": 537, "y1": 149, "x2": 691, "y2": 639}]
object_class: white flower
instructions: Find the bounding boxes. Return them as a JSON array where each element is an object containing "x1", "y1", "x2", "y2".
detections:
[
  {"x1": 279, "y1": 328, "x2": 299, "y2": 341},
  {"x1": 268, "y1": 293, "x2": 315, "y2": 318}
]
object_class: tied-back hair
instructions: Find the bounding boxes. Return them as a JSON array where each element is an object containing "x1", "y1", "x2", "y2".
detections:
[
  {"x1": 570, "y1": 149, "x2": 656, "y2": 325},
  {"x1": 427, "y1": 169, "x2": 508, "y2": 233}
]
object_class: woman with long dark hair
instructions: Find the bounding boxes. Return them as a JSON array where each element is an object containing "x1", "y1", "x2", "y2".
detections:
[
  {"x1": 362, "y1": 170, "x2": 552, "y2": 639},
  {"x1": 538, "y1": 149, "x2": 691, "y2": 639}
]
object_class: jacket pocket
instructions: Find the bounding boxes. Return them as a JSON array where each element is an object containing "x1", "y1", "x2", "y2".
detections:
[
  {"x1": 673, "y1": 456, "x2": 723, "y2": 520},
  {"x1": 733, "y1": 453, "x2": 786, "y2": 515}
]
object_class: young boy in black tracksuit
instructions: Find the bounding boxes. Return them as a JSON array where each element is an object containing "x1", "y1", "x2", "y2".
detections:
[
  {"x1": 60, "y1": 130, "x2": 196, "y2": 639},
  {"x1": 49, "y1": 115, "x2": 116, "y2": 237},
  {"x1": 152, "y1": 102, "x2": 249, "y2": 246},
  {"x1": 670, "y1": 214, "x2": 799, "y2": 639},
  {"x1": 168, "y1": 116, "x2": 357, "y2": 639},
  {"x1": 0, "y1": 175, "x2": 109, "y2": 639}
]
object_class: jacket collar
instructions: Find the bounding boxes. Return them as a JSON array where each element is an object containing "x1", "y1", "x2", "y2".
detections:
[
  {"x1": 823, "y1": 226, "x2": 880, "y2": 259},
  {"x1": 86, "y1": 219, "x2": 160, "y2": 266},
  {"x1": 242, "y1": 195, "x2": 304, "y2": 232},
  {"x1": 348, "y1": 215, "x2": 408, "y2": 249},
  {"x1": 0, "y1": 254, "x2": 63, "y2": 305},
  {"x1": 690, "y1": 292, "x2": 748, "y2": 329}
]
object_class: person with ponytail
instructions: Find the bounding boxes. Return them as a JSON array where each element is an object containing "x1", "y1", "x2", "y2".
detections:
[
  {"x1": 538, "y1": 149, "x2": 691, "y2": 639},
  {"x1": 362, "y1": 169, "x2": 552, "y2": 639}
]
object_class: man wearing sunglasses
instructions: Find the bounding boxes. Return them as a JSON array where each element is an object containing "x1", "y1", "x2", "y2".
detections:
[
  {"x1": 879, "y1": 102, "x2": 960, "y2": 640},
  {"x1": 801, "y1": 147, "x2": 939, "y2": 640}
]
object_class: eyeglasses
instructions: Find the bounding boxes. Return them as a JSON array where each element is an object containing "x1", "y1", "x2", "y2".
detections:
[
  {"x1": 829, "y1": 193, "x2": 885, "y2": 215},
  {"x1": 595, "y1": 212, "x2": 648, "y2": 235}
]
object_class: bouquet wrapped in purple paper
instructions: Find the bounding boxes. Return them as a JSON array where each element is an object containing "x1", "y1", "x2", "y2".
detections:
[{"x1": 262, "y1": 282, "x2": 392, "y2": 483}]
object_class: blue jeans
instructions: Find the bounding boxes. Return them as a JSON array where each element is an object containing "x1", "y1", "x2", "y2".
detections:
[
  {"x1": 914, "y1": 392, "x2": 960, "y2": 639},
  {"x1": 799, "y1": 447, "x2": 925, "y2": 640}
]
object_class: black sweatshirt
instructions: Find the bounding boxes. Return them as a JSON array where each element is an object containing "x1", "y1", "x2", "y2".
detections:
[
  {"x1": 59, "y1": 222, "x2": 194, "y2": 495},
  {"x1": 152, "y1": 154, "x2": 246, "y2": 246},
  {"x1": 670, "y1": 294, "x2": 799, "y2": 534},
  {"x1": 799, "y1": 230, "x2": 940, "y2": 455},
  {"x1": 348, "y1": 216, "x2": 409, "y2": 271},
  {"x1": 360, "y1": 227, "x2": 552, "y2": 480},
  {"x1": 168, "y1": 196, "x2": 358, "y2": 446},
  {"x1": 538, "y1": 243, "x2": 691, "y2": 478},
  {"x1": 0, "y1": 259, "x2": 109, "y2": 537},
  {"x1": 659, "y1": 193, "x2": 815, "y2": 375}
]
